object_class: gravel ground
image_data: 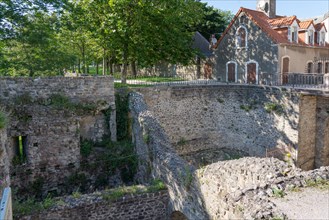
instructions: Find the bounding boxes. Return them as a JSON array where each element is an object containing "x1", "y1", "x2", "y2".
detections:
[{"x1": 271, "y1": 187, "x2": 329, "y2": 220}]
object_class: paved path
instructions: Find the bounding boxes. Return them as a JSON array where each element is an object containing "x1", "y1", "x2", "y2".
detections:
[{"x1": 271, "y1": 187, "x2": 329, "y2": 220}]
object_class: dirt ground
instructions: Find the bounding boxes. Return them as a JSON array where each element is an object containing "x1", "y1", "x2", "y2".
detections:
[{"x1": 271, "y1": 187, "x2": 329, "y2": 220}]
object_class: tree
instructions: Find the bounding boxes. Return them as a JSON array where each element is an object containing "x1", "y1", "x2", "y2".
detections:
[{"x1": 194, "y1": 3, "x2": 233, "y2": 40}]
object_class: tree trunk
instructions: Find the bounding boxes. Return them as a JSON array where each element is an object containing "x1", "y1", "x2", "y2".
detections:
[
  {"x1": 131, "y1": 61, "x2": 137, "y2": 78},
  {"x1": 78, "y1": 59, "x2": 81, "y2": 73},
  {"x1": 102, "y1": 48, "x2": 106, "y2": 75},
  {"x1": 82, "y1": 43, "x2": 86, "y2": 74},
  {"x1": 109, "y1": 57, "x2": 113, "y2": 75},
  {"x1": 96, "y1": 62, "x2": 99, "y2": 75},
  {"x1": 121, "y1": 42, "x2": 128, "y2": 84}
]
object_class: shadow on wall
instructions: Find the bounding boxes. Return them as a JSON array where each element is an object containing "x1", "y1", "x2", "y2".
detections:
[
  {"x1": 129, "y1": 92, "x2": 210, "y2": 220},
  {"x1": 136, "y1": 85, "x2": 299, "y2": 168}
]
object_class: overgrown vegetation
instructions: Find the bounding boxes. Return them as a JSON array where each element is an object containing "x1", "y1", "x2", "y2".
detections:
[
  {"x1": 305, "y1": 178, "x2": 329, "y2": 190},
  {"x1": 115, "y1": 90, "x2": 131, "y2": 140},
  {"x1": 13, "y1": 195, "x2": 56, "y2": 217},
  {"x1": 264, "y1": 102, "x2": 284, "y2": 115},
  {"x1": 102, "y1": 179, "x2": 166, "y2": 201},
  {"x1": 80, "y1": 139, "x2": 93, "y2": 157},
  {"x1": 272, "y1": 187, "x2": 285, "y2": 198},
  {"x1": 49, "y1": 94, "x2": 97, "y2": 113}
]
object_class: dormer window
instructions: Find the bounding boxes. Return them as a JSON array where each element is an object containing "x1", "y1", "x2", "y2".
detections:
[
  {"x1": 320, "y1": 31, "x2": 326, "y2": 46},
  {"x1": 236, "y1": 26, "x2": 248, "y2": 48},
  {"x1": 288, "y1": 25, "x2": 298, "y2": 43},
  {"x1": 308, "y1": 30, "x2": 314, "y2": 45}
]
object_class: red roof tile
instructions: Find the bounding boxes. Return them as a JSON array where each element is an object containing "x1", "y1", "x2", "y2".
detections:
[
  {"x1": 299, "y1": 20, "x2": 314, "y2": 29},
  {"x1": 214, "y1": 7, "x2": 329, "y2": 48},
  {"x1": 268, "y1": 16, "x2": 297, "y2": 28}
]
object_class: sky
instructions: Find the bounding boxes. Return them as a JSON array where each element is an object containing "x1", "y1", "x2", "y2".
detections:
[{"x1": 201, "y1": 0, "x2": 329, "y2": 19}]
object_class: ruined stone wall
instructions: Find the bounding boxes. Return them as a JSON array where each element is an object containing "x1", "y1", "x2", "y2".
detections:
[
  {"x1": 136, "y1": 85, "x2": 299, "y2": 166},
  {"x1": 298, "y1": 94, "x2": 329, "y2": 170},
  {"x1": 130, "y1": 92, "x2": 209, "y2": 220},
  {"x1": 198, "y1": 157, "x2": 329, "y2": 219},
  {"x1": 0, "y1": 127, "x2": 10, "y2": 196},
  {"x1": 18, "y1": 190, "x2": 169, "y2": 220},
  {"x1": 0, "y1": 76, "x2": 116, "y2": 197}
]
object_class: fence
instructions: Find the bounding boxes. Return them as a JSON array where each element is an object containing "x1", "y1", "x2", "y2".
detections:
[{"x1": 0, "y1": 187, "x2": 12, "y2": 220}]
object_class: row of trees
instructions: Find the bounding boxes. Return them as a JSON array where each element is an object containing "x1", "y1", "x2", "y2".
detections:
[{"x1": 0, "y1": 0, "x2": 233, "y2": 81}]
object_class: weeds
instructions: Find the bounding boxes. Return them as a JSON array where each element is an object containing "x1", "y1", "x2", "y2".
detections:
[
  {"x1": 264, "y1": 102, "x2": 284, "y2": 115},
  {"x1": 0, "y1": 110, "x2": 7, "y2": 129},
  {"x1": 272, "y1": 187, "x2": 285, "y2": 198}
]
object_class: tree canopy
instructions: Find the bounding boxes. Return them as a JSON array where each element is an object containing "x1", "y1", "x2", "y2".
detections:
[{"x1": 0, "y1": 0, "x2": 233, "y2": 80}]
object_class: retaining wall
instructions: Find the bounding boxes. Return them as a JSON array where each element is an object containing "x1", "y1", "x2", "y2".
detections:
[{"x1": 136, "y1": 85, "x2": 299, "y2": 166}]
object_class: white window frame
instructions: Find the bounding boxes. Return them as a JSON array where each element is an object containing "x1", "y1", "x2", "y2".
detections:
[
  {"x1": 226, "y1": 61, "x2": 238, "y2": 82},
  {"x1": 289, "y1": 20, "x2": 299, "y2": 43},
  {"x1": 245, "y1": 60, "x2": 259, "y2": 84},
  {"x1": 236, "y1": 26, "x2": 248, "y2": 48}
]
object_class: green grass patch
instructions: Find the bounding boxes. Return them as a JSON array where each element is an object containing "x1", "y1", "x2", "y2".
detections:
[
  {"x1": 272, "y1": 187, "x2": 285, "y2": 198},
  {"x1": 305, "y1": 178, "x2": 329, "y2": 190},
  {"x1": 102, "y1": 180, "x2": 166, "y2": 201},
  {"x1": 13, "y1": 195, "x2": 56, "y2": 217},
  {"x1": 264, "y1": 102, "x2": 284, "y2": 115}
]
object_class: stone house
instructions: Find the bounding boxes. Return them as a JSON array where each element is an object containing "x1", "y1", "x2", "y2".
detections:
[{"x1": 213, "y1": 0, "x2": 329, "y2": 84}]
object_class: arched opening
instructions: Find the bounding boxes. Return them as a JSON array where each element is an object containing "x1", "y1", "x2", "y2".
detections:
[
  {"x1": 171, "y1": 211, "x2": 188, "y2": 220},
  {"x1": 226, "y1": 61, "x2": 237, "y2": 82},
  {"x1": 307, "y1": 62, "x2": 313, "y2": 73},
  {"x1": 317, "y1": 62, "x2": 323, "y2": 74},
  {"x1": 282, "y1": 57, "x2": 290, "y2": 84},
  {"x1": 325, "y1": 62, "x2": 329, "y2": 73},
  {"x1": 246, "y1": 61, "x2": 258, "y2": 84},
  {"x1": 236, "y1": 26, "x2": 247, "y2": 48}
]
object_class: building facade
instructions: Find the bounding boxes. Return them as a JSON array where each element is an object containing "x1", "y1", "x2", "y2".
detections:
[{"x1": 214, "y1": 0, "x2": 329, "y2": 85}]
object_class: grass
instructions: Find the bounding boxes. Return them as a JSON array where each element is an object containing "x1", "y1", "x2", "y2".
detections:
[
  {"x1": 305, "y1": 178, "x2": 329, "y2": 190},
  {"x1": 102, "y1": 179, "x2": 167, "y2": 201},
  {"x1": 264, "y1": 102, "x2": 284, "y2": 115},
  {"x1": 13, "y1": 195, "x2": 56, "y2": 216}
]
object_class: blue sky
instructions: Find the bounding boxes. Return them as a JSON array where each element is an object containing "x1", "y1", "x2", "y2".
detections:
[{"x1": 201, "y1": 0, "x2": 329, "y2": 19}]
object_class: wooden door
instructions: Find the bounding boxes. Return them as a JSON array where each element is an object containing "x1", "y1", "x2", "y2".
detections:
[
  {"x1": 282, "y1": 57, "x2": 289, "y2": 84},
  {"x1": 228, "y1": 63, "x2": 235, "y2": 82},
  {"x1": 247, "y1": 63, "x2": 256, "y2": 84}
]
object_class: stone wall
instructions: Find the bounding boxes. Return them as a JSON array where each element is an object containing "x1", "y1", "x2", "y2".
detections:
[
  {"x1": 298, "y1": 94, "x2": 329, "y2": 170},
  {"x1": 0, "y1": 76, "x2": 116, "y2": 197},
  {"x1": 0, "y1": 127, "x2": 10, "y2": 196},
  {"x1": 198, "y1": 157, "x2": 329, "y2": 219},
  {"x1": 130, "y1": 92, "x2": 209, "y2": 220},
  {"x1": 136, "y1": 85, "x2": 299, "y2": 166},
  {"x1": 18, "y1": 190, "x2": 169, "y2": 220}
]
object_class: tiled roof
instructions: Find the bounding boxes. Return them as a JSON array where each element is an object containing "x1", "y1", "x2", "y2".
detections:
[
  {"x1": 314, "y1": 23, "x2": 327, "y2": 32},
  {"x1": 268, "y1": 16, "x2": 296, "y2": 28},
  {"x1": 215, "y1": 7, "x2": 329, "y2": 48},
  {"x1": 299, "y1": 20, "x2": 314, "y2": 30}
]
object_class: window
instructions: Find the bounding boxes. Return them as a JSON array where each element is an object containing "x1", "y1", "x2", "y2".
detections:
[
  {"x1": 308, "y1": 30, "x2": 314, "y2": 45},
  {"x1": 325, "y1": 62, "x2": 329, "y2": 73},
  {"x1": 307, "y1": 62, "x2": 313, "y2": 73},
  {"x1": 320, "y1": 31, "x2": 326, "y2": 46},
  {"x1": 236, "y1": 26, "x2": 247, "y2": 48},
  {"x1": 317, "y1": 62, "x2": 323, "y2": 73},
  {"x1": 290, "y1": 26, "x2": 298, "y2": 42}
]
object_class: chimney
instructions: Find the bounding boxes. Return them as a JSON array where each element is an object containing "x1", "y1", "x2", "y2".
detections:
[{"x1": 257, "y1": 0, "x2": 276, "y2": 18}]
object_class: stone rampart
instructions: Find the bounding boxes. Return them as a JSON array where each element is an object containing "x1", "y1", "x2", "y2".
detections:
[
  {"x1": 18, "y1": 190, "x2": 169, "y2": 220},
  {"x1": 136, "y1": 85, "x2": 299, "y2": 166},
  {"x1": 198, "y1": 157, "x2": 329, "y2": 219},
  {"x1": 0, "y1": 76, "x2": 116, "y2": 197},
  {"x1": 130, "y1": 92, "x2": 209, "y2": 220}
]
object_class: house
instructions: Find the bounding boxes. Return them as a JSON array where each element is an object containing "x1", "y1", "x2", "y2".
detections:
[
  {"x1": 213, "y1": 0, "x2": 329, "y2": 85},
  {"x1": 138, "y1": 31, "x2": 214, "y2": 80}
]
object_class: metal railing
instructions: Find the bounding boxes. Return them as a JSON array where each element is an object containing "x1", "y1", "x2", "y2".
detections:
[{"x1": 0, "y1": 187, "x2": 13, "y2": 220}]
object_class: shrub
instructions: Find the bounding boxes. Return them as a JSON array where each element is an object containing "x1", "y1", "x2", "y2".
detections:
[{"x1": 80, "y1": 139, "x2": 93, "y2": 157}]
